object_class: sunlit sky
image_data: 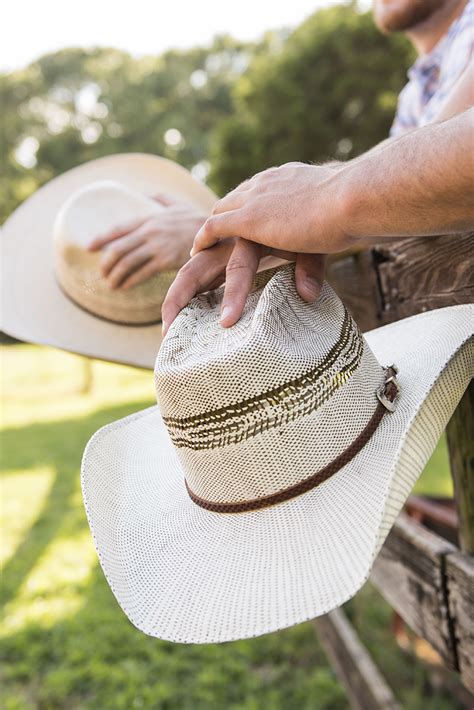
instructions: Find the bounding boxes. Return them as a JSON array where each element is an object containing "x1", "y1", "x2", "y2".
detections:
[{"x1": 1, "y1": 0, "x2": 354, "y2": 73}]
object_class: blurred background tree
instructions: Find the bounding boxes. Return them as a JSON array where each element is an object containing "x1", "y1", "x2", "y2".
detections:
[
  {"x1": 1, "y1": 4, "x2": 414, "y2": 223},
  {"x1": 0, "y1": 36, "x2": 250, "y2": 222},
  {"x1": 209, "y1": 4, "x2": 414, "y2": 193}
]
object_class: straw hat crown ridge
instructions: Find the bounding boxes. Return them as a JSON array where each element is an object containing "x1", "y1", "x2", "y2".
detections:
[{"x1": 155, "y1": 264, "x2": 387, "y2": 506}]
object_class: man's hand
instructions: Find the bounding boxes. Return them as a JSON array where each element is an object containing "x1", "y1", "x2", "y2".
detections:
[
  {"x1": 190, "y1": 162, "x2": 352, "y2": 258},
  {"x1": 162, "y1": 237, "x2": 325, "y2": 334},
  {"x1": 88, "y1": 193, "x2": 208, "y2": 289}
]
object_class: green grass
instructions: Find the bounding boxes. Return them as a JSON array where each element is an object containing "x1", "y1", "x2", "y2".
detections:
[{"x1": 0, "y1": 343, "x2": 461, "y2": 709}]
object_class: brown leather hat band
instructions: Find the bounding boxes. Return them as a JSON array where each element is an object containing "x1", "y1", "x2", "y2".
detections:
[{"x1": 185, "y1": 366, "x2": 399, "y2": 514}]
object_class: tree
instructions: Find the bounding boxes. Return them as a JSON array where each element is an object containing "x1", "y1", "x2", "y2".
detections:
[
  {"x1": 208, "y1": 4, "x2": 414, "y2": 195},
  {"x1": 1, "y1": 6, "x2": 415, "y2": 222},
  {"x1": 0, "y1": 37, "x2": 251, "y2": 222}
]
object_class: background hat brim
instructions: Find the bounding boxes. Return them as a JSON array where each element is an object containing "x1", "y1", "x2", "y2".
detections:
[
  {"x1": 1, "y1": 153, "x2": 217, "y2": 369},
  {"x1": 81, "y1": 304, "x2": 473, "y2": 643}
]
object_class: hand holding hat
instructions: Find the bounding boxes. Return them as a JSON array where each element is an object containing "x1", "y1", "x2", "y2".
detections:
[
  {"x1": 1, "y1": 153, "x2": 217, "y2": 368},
  {"x1": 88, "y1": 193, "x2": 208, "y2": 291},
  {"x1": 162, "y1": 238, "x2": 325, "y2": 334},
  {"x1": 162, "y1": 162, "x2": 344, "y2": 332}
]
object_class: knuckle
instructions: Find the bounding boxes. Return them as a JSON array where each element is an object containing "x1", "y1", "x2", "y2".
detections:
[
  {"x1": 235, "y1": 209, "x2": 251, "y2": 231},
  {"x1": 120, "y1": 253, "x2": 136, "y2": 269},
  {"x1": 178, "y1": 260, "x2": 194, "y2": 277},
  {"x1": 107, "y1": 244, "x2": 124, "y2": 259},
  {"x1": 260, "y1": 167, "x2": 276, "y2": 179},
  {"x1": 177, "y1": 264, "x2": 199, "y2": 290},
  {"x1": 226, "y1": 258, "x2": 250, "y2": 275},
  {"x1": 148, "y1": 225, "x2": 161, "y2": 238},
  {"x1": 113, "y1": 262, "x2": 129, "y2": 278},
  {"x1": 203, "y1": 216, "x2": 216, "y2": 235},
  {"x1": 163, "y1": 291, "x2": 182, "y2": 312},
  {"x1": 144, "y1": 219, "x2": 157, "y2": 233}
]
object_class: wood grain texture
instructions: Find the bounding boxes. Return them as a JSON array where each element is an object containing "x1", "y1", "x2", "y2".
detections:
[
  {"x1": 313, "y1": 609, "x2": 401, "y2": 710},
  {"x1": 446, "y1": 551, "x2": 474, "y2": 693},
  {"x1": 327, "y1": 232, "x2": 474, "y2": 328},
  {"x1": 370, "y1": 513, "x2": 458, "y2": 669},
  {"x1": 374, "y1": 232, "x2": 474, "y2": 323},
  {"x1": 327, "y1": 250, "x2": 380, "y2": 331},
  {"x1": 446, "y1": 380, "x2": 474, "y2": 554}
]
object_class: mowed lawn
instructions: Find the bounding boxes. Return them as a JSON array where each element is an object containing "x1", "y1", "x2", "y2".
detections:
[{"x1": 0, "y1": 343, "x2": 460, "y2": 710}]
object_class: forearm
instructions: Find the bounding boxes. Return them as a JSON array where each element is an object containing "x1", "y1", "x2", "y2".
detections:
[{"x1": 331, "y1": 108, "x2": 474, "y2": 241}]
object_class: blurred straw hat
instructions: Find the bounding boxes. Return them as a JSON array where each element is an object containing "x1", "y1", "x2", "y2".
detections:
[
  {"x1": 1, "y1": 153, "x2": 217, "y2": 368},
  {"x1": 81, "y1": 264, "x2": 473, "y2": 643}
]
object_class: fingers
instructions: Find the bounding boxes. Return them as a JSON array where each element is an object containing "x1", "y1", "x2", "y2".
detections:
[
  {"x1": 99, "y1": 231, "x2": 145, "y2": 277},
  {"x1": 88, "y1": 218, "x2": 146, "y2": 251},
  {"x1": 162, "y1": 240, "x2": 234, "y2": 334},
  {"x1": 220, "y1": 239, "x2": 261, "y2": 327},
  {"x1": 106, "y1": 245, "x2": 152, "y2": 289},
  {"x1": 190, "y1": 210, "x2": 245, "y2": 256},
  {"x1": 152, "y1": 191, "x2": 181, "y2": 207},
  {"x1": 294, "y1": 253, "x2": 326, "y2": 302},
  {"x1": 121, "y1": 258, "x2": 162, "y2": 290},
  {"x1": 211, "y1": 191, "x2": 246, "y2": 216},
  {"x1": 234, "y1": 178, "x2": 252, "y2": 192}
]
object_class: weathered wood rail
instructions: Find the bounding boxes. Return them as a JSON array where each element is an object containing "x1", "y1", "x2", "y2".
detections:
[
  {"x1": 313, "y1": 609, "x2": 401, "y2": 710},
  {"x1": 313, "y1": 233, "x2": 474, "y2": 704}
]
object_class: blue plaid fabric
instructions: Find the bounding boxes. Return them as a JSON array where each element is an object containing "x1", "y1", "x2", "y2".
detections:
[{"x1": 391, "y1": 0, "x2": 473, "y2": 136}]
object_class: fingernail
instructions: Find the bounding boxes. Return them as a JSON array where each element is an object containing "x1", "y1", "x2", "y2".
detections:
[
  {"x1": 304, "y1": 277, "x2": 320, "y2": 300},
  {"x1": 220, "y1": 305, "x2": 232, "y2": 325},
  {"x1": 189, "y1": 248, "x2": 195, "y2": 257},
  {"x1": 162, "y1": 320, "x2": 167, "y2": 335}
]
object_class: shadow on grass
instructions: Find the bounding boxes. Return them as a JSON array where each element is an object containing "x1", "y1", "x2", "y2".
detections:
[
  {"x1": 0, "y1": 396, "x2": 347, "y2": 709},
  {"x1": 2, "y1": 560, "x2": 344, "y2": 710},
  {"x1": 0, "y1": 398, "x2": 154, "y2": 609},
  {"x1": 0, "y1": 402, "x2": 462, "y2": 709}
]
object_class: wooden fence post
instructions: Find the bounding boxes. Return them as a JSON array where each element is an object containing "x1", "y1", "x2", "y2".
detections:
[{"x1": 446, "y1": 379, "x2": 474, "y2": 554}]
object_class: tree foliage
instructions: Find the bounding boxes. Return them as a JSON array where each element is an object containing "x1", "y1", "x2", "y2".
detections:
[
  {"x1": 0, "y1": 37, "x2": 250, "y2": 221},
  {"x1": 209, "y1": 4, "x2": 414, "y2": 194},
  {"x1": 1, "y1": 4, "x2": 414, "y2": 222}
]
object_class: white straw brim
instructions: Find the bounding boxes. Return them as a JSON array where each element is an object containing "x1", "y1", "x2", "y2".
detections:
[
  {"x1": 82, "y1": 305, "x2": 473, "y2": 643},
  {"x1": 1, "y1": 154, "x2": 217, "y2": 369}
]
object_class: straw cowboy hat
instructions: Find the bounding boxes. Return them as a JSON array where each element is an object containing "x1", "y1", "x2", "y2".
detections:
[
  {"x1": 81, "y1": 264, "x2": 473, "y2": 643},
  {"x1": 1, "y1": 153, "x2": 217, "y2": 368}
]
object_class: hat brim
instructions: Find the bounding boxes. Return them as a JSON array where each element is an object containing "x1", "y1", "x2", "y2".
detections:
[
  {"x1": 81, "y1": 305, "x2": 473, "y2": 643},
  {"x1": 1, "y1": 154, "x2": 217, "y2": 369}
]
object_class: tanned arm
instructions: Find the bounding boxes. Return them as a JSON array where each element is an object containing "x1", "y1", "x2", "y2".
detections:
[{"x1": 337, "y1": 107, "x2": 473, "y2": 239}]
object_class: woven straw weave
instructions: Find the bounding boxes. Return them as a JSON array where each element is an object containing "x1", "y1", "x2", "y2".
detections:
[
  {"x1": 82, "y1": 264, "x2": 473, "y2": 643},
  {"x1": 156, "y1": 265, "x2": 386, "y2": 503}
]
